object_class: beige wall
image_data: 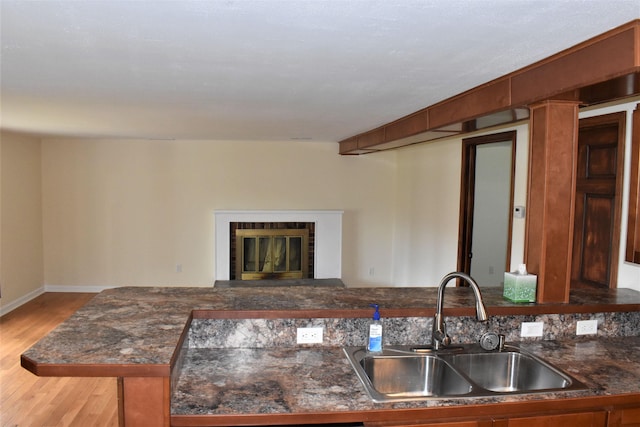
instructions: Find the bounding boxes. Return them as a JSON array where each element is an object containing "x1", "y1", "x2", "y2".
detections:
[
  {"x1": 0, "y1": 131, "x2": 44, "y2": 312},
  {"x1": 391, "y1": 123, "x2": 529, "y2": 286},
  {"x1": 1, "y1": 99, "x2": 639, "y2": 311},
  {"x1": 41, "y1": 138, "x2": 397, "y2": 289}
]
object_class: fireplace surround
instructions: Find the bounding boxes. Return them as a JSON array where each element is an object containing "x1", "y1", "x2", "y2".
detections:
[{"x1": 214, "y1": 210, "x2": 343, "y2": 281}]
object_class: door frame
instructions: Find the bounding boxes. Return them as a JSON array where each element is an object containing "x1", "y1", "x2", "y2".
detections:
[{"x1": 457, "y1": 131, "x2": 517, "y2": 280}]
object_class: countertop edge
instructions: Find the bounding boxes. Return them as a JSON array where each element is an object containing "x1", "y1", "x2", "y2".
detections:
[
  {"x1": 21, "y1": 354, "x2": 171, "y2": 377},
  {"x1": 169, "y1": 393, "x2": 640, "y2": 426},
  {"x1": 21, "y1": 286, "x2": 640, "y2": 375}
]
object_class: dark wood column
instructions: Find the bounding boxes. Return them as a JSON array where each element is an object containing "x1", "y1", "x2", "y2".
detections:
[{"x1": 525, "y1": 100, "x2": 581, "y2": 303}]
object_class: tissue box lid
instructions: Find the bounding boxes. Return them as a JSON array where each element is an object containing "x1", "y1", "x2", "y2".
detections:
[{"x1": 503, "y1": 272, "x2": 537, "y2": 302}]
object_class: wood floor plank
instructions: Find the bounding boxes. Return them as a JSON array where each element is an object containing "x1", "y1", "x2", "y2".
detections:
[{"x1": 0, "y1": 293, "x2": 118, "y2": 426}]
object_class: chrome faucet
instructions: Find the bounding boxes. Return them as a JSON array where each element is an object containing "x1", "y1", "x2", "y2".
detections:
[{"x1": 432, "y1": 272, "x2": 488, "y2": 350}]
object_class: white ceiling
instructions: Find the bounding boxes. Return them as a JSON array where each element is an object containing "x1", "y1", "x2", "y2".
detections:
[{"x1": 1, "y1": 0, "x2": 639, "y2": 142}]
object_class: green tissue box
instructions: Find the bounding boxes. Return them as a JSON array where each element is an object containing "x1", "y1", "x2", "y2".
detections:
[{"x1": 503, "y1": 272, "x2": 537, "y2": 303}]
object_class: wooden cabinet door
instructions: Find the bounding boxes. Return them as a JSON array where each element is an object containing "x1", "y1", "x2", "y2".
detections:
[
  {"x1": 608, "y1": 406, "x2": 640, "y2": 427},
  {"x1": 365, "y1": 420, "x2": 492, "y2": 427},
  {"x1": 494, "y1": 411, "x2": 607, "y2": 427}
]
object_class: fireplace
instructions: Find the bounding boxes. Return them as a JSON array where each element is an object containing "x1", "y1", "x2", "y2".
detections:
[
  {"x1": 214, "y1": 210, "x2": 343, "y2": 281},
  {"x1": 231, "y1": 223, "x2": 314, "y2": 280}
]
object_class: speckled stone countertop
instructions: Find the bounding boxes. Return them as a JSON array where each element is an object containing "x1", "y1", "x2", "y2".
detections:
[
  {"x1": 171, "y1": 337, "x2": 640, "y2": 417},
  {"x1": 21, "y1": 285, "x2": 640, "y2": 375},
  {"x1": 20, "y1": 285, "x2": 640, "y2": 424}
]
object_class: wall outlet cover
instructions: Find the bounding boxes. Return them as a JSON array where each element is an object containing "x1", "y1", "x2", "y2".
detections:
[
  {"x1": 297, "y1": 327, "x2": 323, "y2": 344},
  {"x1": 576, "y1": 319, "x2": 598, "y2": 335},
  {"x1": 520, "y1": 321, "x2": 544, "y2": 337}
]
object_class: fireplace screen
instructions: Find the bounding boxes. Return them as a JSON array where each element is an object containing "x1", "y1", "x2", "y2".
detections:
[{"x1": 235, "y1": 229, "x2": 309, "y2": 280}]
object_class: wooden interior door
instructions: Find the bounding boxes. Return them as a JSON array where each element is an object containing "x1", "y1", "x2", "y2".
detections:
[{"x1": 571, "y1": 112, "x2": 625, "y2": 289}]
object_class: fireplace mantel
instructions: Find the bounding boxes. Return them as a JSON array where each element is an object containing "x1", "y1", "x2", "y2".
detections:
[{"x1": 214, "y1": 210, "x2": 343, "y2": 280}]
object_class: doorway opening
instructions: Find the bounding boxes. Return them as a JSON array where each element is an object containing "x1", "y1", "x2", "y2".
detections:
[{"x1": 458, "y1": 131, "x2": 516, "y2": 286}]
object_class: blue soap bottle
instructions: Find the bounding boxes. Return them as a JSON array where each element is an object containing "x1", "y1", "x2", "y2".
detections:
[{"x1": 367, "y1": 303, "x2": 383, "y2": 353}]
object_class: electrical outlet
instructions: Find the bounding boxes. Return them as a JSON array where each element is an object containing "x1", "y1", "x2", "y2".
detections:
[
  {"x1": 297, "y1": 327, "x2": 323, "y2": 344},
  {"x1": 576, "y1": 319, "x2": 598, "y2": 335},
  {"x1": 521, "y1": 321, "x2": 544, "y2": 337}
]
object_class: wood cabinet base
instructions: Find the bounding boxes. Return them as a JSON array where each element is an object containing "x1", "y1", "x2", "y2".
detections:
[{"x1": 118, "y1": 377, "x2": 170, "y2": 427}]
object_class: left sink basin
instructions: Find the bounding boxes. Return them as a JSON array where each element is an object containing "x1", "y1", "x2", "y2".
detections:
[{"x1": 344, "y1": 347, "x2": 473, "y2": 402}]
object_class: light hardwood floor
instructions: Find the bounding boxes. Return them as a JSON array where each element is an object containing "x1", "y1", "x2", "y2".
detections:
[{"x1": 1, "y1": 293, "x2": 118, "y2": 427}]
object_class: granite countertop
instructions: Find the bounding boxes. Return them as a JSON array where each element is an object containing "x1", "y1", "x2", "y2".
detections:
[
  {"x1": 21, "y1": 286, "x2": 640, "y2": 375},
  {"x1": 171, "y1": 337, "x2": 640, "y2": 418},
  {"x1": 20, "y1": 286, "x2": 640, "y2": 423}
]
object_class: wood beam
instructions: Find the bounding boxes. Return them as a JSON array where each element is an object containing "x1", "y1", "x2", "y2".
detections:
[{"x1": 339, "y1": 19, "x2": 640, "y2": 155}]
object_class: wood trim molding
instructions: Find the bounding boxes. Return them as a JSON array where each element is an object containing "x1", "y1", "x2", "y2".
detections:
[
  {"x1": 20, "y1": 355, "x2": 171, "y2": 377},
  {"x1": 627, "y1": 104, "x2": 640, "y2": 263},
  {"x1": 170, "y1": 395, "x2": 640, "y2": 426}
]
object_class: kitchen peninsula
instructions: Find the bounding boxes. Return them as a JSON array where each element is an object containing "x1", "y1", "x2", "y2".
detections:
[{"x1": 21, "y1": 286, "x2": 640, "y2": 426}]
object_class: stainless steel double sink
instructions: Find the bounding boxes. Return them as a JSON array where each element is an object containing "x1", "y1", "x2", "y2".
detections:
[{"x1": 343, "y1": 344, "x2": 587, "y2": 402}]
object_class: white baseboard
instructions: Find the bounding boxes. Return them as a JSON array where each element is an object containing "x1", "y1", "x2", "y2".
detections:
[
  {"x1": 0, "y1": 286, "x2": 45, "y2": 317},
  {"x1": 44, "y1": 284, "x2": 115, "y2": 293},
  {"x1": 0, "y1": 285, "x2": 115, "y2": 317}
]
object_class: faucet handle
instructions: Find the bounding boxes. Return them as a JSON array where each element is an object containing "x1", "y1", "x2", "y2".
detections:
[
  {"x1": 432, "y1": 317, "x2": 451, "y2": 349},
  {"x1": 441, "y1": 334, "x2": 451, "y2": 347}
]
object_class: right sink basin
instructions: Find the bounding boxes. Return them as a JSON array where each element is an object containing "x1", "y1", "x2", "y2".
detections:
[
  {"x1": 344, "y1": 344, "x2": 587, "y2": 403},
  {"x1": 447, "y1": 350, "x2": 572, "y2": 393}
]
